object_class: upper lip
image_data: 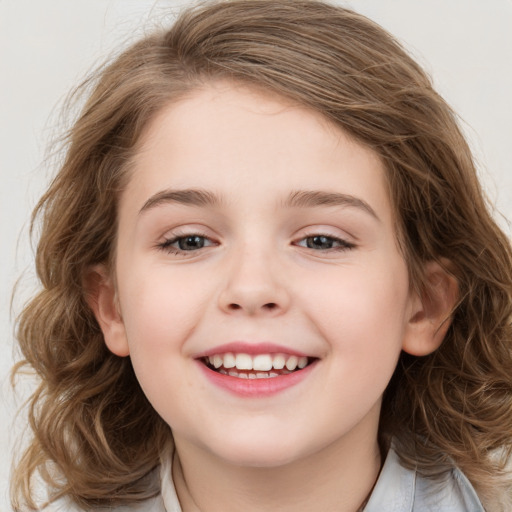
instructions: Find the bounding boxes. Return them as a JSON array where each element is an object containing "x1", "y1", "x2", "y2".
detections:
[{"x1": 194, "y1": 341, "x2": 311, "y2": 358}]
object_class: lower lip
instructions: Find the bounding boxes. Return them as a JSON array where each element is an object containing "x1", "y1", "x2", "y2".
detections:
[{"x1": 197, "y1": 360, "x2": 317, "y2": 397}]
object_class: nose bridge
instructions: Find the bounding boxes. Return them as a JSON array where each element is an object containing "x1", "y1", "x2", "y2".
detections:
[{"x1": 218, "y1": 237, "x2": 289, "y2": 316}]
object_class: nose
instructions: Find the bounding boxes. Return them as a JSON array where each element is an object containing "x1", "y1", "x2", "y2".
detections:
[{"x1": 217, "y1": 246, "x2": 290, "y2": 316}]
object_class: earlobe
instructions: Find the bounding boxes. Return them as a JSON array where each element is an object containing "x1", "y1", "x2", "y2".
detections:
[
  {"x1": 402, "y1": 260, "x2": 459, "y2": 357},
  {"x1": 84, "y1": 264, "x2": 130, "y2": 357}
]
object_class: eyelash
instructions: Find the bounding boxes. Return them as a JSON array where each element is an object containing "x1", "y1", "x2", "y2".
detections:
[
  {"x1": 295, "y1": 233, "x2": 356, "y2": 252},
  {"x1": 157, "y1": 233, "x2": 216, "y2": 255},
  {"x1": 156, "y1": 232, "x2": 355, "y2": 255}
]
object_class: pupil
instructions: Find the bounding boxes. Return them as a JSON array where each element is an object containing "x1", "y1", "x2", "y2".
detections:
[
  {"x1": 307, "y1": 236, "x2": 333, "y2": 250},
  {"x1": 179, "y1": 236, "x2": 204, "y2": 250}
]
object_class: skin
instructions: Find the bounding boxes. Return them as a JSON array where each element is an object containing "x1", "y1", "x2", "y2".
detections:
[{"x1": 90, "y1": 82, "x2": 455, "y2": 511}]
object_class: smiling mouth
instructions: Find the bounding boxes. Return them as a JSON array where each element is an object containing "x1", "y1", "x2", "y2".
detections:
[{"x1": 201, "y1": 352, "x2": 315, "y2": 379}]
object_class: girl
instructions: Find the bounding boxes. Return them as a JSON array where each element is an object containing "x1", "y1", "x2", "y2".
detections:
[{"x1": 11, "y1": 1, "x2": 512, "y2": 510}]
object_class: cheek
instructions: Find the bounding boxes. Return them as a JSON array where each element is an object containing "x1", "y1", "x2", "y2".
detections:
[
  {"x1": 117, "y1": 265, "x2": 209, "y2": 360},
  {"x1": 116, "y1": 269, "x2": 208, "y2": 420},
  {"x1": 298, "y1": 261, "x2": 410, "y2": 359}
]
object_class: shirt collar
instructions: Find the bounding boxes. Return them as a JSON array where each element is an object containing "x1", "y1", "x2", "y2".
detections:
[
  {"x1": 160, "y1": 447, "x2": 182, "y2": 512},
  {"x1": 158, "y1": 446, "x2": 414, "y2": 512},
  {"x1": 159, "y1": 443, "x2": 483, "y2": 512},
  {"x1": 364, "y1": 445, "x2": 415, "y2": 512}
]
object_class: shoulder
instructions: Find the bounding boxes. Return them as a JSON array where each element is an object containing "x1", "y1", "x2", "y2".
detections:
[
  {"x1": 43, "y1": 494, "x2": 166, "y2": 512},
  {"x1": 41, "y1": 454, "x2": 177, "y2": 512},
  {"x1": 365, "y1": 445, "x2": 485, "y2": 512},
  {"x1": 41, "y1": 466, "x2": 167, "y2": 512},
  {"x1": 413, "y1": 466, "x2": 485, "y2": 512}
]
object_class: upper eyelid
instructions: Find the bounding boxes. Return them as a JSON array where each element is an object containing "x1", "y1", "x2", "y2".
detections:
[
  {"x1": 157, "y1": 234, "x2": 354, "y2": 255},
  {"x1": 156, "y1": 234, "x2": 218, "y2": 255},
  {"x1": 160, "y1": 225, "x2": 216, "y2": 239},
  {"x1": 161, "y1": 233, "x2": 216, "y2": 245},
  {"x1": 293, "y1": 228, "x2": 356, "y2": 243},
  {"x1": 156, "y1": 224, "x2": 356, "y2": 243},
  {"x1": 160, "y1": 229, "x2": 354, "y2": 240},
  {"x1": 294, "y1": 235, "x2": 355, "y2": 247}
]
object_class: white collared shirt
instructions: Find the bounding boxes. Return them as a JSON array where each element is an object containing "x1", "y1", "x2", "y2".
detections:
[{"x1": 48, "y1": 445, "x2": 485, "y2": 511}]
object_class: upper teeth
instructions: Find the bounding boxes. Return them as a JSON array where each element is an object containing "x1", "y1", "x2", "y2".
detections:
[{"x1": 207, "y1": 353, "x2": 308, "y2": 372}]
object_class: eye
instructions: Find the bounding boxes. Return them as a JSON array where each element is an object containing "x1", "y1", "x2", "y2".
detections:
[
  {"x1": 296, "y1": 234, "x2": 355, "y2": 251},
  {"x1": 158, "y1": 234, "x2": 216, "y2": 254}
]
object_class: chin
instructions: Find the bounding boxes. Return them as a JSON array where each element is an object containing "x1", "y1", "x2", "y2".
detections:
[
  {"x1": 205, "y1": 433, "x2": 315, "y2": 469},
  {"x1": 221, "y1": 449, "x2": 302, "y2": 469}
]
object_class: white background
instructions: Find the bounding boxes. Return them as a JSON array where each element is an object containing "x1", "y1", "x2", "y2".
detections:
[{"x1": 1, "y1": 1, "x2": 511, "y2": 510}]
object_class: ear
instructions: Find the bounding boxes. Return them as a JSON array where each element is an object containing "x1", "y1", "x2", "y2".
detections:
[
  {"x1": 402, "y1": 260, "x2": 459, "y2": 357},
  {"x1": 84, "y1": 264, "x2": 130, "y2": 357}
]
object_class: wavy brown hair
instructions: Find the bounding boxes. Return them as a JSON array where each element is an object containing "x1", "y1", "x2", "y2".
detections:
[{"x1": 12, "y1": 0, "x2": 512, "y2": 510}]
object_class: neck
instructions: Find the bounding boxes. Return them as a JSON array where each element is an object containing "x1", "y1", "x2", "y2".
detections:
[{"x1": 170, "y1": 416, "x2": 382, "y2": 512}]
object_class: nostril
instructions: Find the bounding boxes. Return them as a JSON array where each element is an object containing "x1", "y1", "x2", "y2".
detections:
[{"x1": 226, "y1": 302, "x2": 278, "y2": 312}]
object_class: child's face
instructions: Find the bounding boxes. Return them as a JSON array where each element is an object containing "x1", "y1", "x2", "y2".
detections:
[{"x1": 104, "y1": 82, "x2": 421, "y2": 467}]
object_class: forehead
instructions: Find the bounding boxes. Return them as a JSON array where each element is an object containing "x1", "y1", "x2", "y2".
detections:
[{"x1": 123, "y1": 82, "x2": 391, "y2": 220}]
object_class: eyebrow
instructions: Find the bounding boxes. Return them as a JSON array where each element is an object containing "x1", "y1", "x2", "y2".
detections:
[
  {"x1": 139, "y1": 188, "x2": 221, "y2": 214},
  {"x1": 284, "y1": 190, "x2": 380, "y2": 221},
  {"x1": 139, "y1": 187, "x2": 379, "y2": 221}
]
